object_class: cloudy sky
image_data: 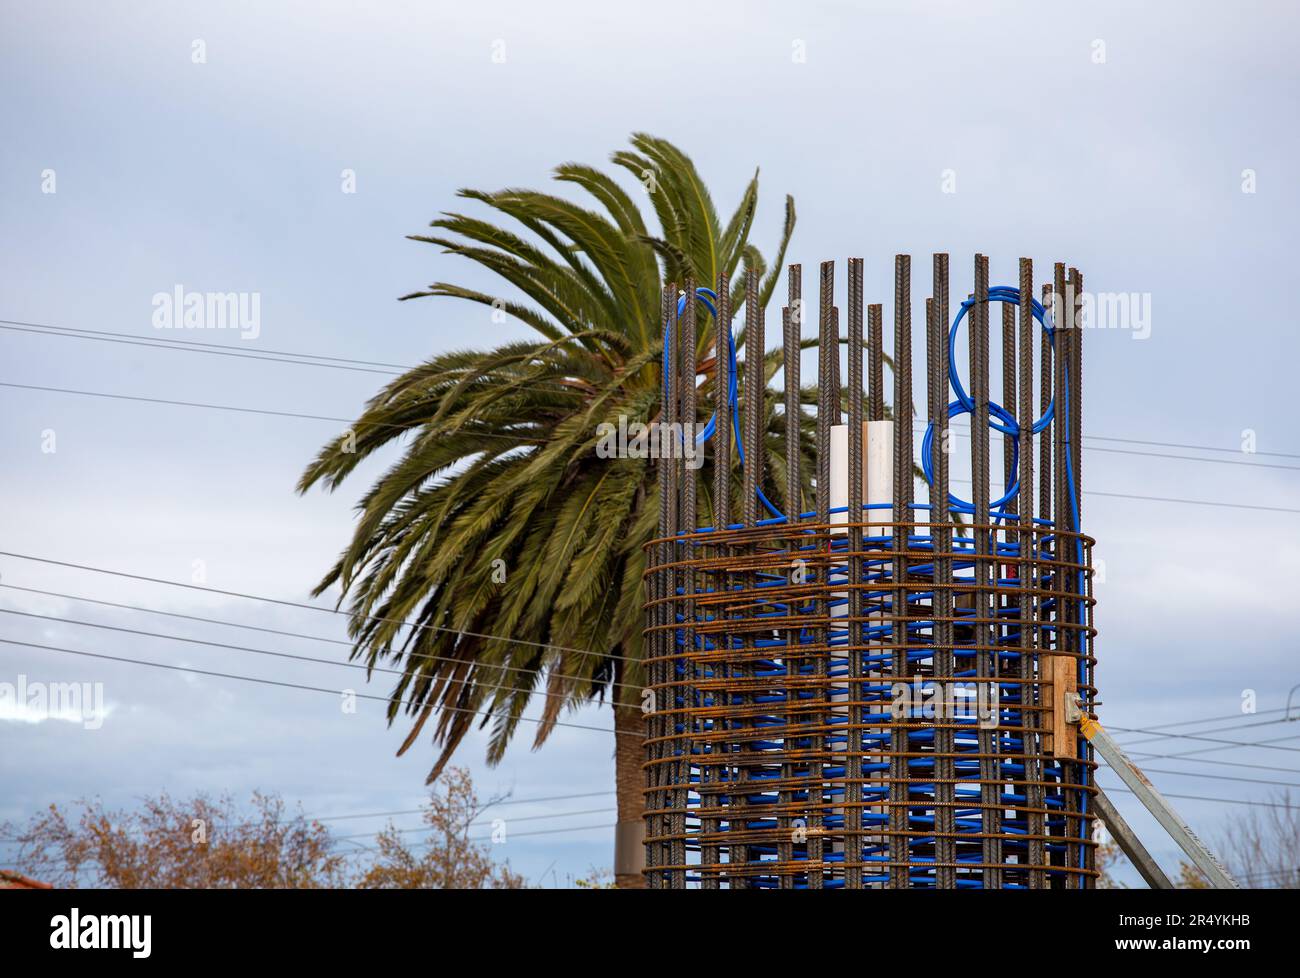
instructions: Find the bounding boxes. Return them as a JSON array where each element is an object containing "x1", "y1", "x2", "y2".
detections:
[{"x1": 1, "y1": 0, "x2": 1297, "y2": 886}]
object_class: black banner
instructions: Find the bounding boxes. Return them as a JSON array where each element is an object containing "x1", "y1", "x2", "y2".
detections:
[{"x1": 0, "y1": 887, "x2": 1284, "y2": 964}]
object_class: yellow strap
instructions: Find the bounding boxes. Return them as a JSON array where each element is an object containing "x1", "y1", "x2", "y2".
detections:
[{"x1": 1079, "y1": 716, "x2": 1100, "y2": 740}]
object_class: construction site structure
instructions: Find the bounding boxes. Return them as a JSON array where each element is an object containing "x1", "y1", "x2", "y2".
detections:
[{"x1": 642, "y1": 255, "x2": 1098, "y2": 888}]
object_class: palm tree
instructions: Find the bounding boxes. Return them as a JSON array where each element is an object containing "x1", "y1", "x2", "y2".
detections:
[{"x1": 298, "y1": 133, "x2": 803, "y2": 887}]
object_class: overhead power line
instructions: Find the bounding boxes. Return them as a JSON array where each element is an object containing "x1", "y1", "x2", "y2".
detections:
[
  {"x1": 919, "y1": 421, "x2": 1300, "y2": 473},
  {"x1": 0, "y1": 320, "x2": 404, "y2": 376},
  {"x1": 0, "y1": 380, "x2": 542, "y2": 443},
  {"x1": 1124, "y1": 730, "x2": 1300, "y2": 761},
  {"x1": 6, "y1": 381, "x2": 1297, "y2": 515},
  {"x1": 0, "y1": 636, "x2": 630, "y2": 737},
  {"x1": 1106, "y1": 754, "x2": 1300, "y2": 777},
  {"x1": 0, "y1": 601, "x2": 643, "y2": 697},
  {"x1": 11, "y1": 315, "x2": 1300, "y2": 466},
  {"x1": 329, "y1": 806, "x2": 618, "y2": 844},
  {"x1": 0, "y1": 583, "x2": 644, "y2": 693},
  {"x1": 0, "y1": 549, "x2": 638, "y2": 667},
  {"x1": 1099, "y1": 783, "x2": 1299, "y2": 810},
  {"x1": 1109, "y1": 706, "x2": 1293, "y2": 737},
  {"x1": 1109, "y1": 717, "x2": 1291, "y2": 749},
  {"x1": 0, "y1": 317, "x2": 417, "y2": 370},
  {"x1": 29, "y1": 590, "x2": 1281, "y2": 752}
]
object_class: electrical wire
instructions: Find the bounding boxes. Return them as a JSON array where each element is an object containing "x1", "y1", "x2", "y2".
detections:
[
  {"x1": 0, "y1": 636, "x2": 629, "y2": 736},
  {"x1": 0, "y1": 549, "x2": 641, "y2": 667},
  {"x1": 0, "y1": 588, "x2": 645, "y2": 695},
  {"x1": 0, "y1": 380, "x2": 549, "y2": 442},
  {"x1": 13, "y1": 314, "x2": 1297, "y2": 469}
]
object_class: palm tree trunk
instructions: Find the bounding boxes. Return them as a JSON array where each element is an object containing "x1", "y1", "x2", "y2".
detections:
[{"x1": 613, "y1": 698, "x2": 647, "y2": 888}]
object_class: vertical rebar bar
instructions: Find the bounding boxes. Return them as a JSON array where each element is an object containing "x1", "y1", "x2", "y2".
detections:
[
  {"x1": 1065, "y1": 265, "x2": 1085, "y2": 885},
  {"x1": 778, "y1": 290, "x2": 800, "y2": 886},
  {"x1": 648, "y1": 283, "x2": 675, "y2": 887},
  {"x1": 930, "y1": 253, "x2": 955, "y2": 889},
  {"x1": 1068, "y1": 269, "x2": 1083, "y2": 538},
  {"x1": 673, "y1": 278, "x2": 700, "y2": 891},
  {"x1": 1072, "y1": 267, "x2": 1094, "y2": 882},
  {"x1": 680, "y1": 288, "x2": 699, "y2": 581},
  {"x1": 736, "y1": 265, "x2": 765, "y2": 887},
  {"x1": 1051, "y1": 261, "x2": 1073, "y2": 884},
  {"x1": 869, "y1": 304, "x2": 885, "y2": 422},
  {"x1": 646, "y1": 255, "x2": 1093, "y2": 889},
  {"x1": 663, "y1": 282, "x2": 684, "y2": 888},
  {"x1": 889, "y1": 254, "x2": 911, "y2": 888},
  {"x1": 972, "y1": 254, "x2": 1002, "y2": 888},
  {"x1": 846, "y1": 256, "x2": 865, "y2": 889},
  {"x1": 1018, "y1": 258, "x2": 1045, "y2": 888},
  {"x1": 706, "y1": 272, "x2": 731, "y2": 884},
  {"x1": 775, "y1": 264, "x2": 801, "y2": 887},
  {"x1": 809, "y1": 259, "x2": 835, "y2": 890}
]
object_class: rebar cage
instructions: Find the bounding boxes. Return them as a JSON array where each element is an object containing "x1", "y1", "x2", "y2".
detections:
[{"x1": 642, "y1": 255, "x2": 1098, "y2": 889}]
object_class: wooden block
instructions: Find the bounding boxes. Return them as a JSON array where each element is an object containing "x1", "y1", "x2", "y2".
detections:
[{"x1": 1044, "y1": 653, "x2": 1078, "y2": 756}]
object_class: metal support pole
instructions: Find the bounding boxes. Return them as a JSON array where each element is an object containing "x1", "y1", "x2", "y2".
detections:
[
  {"x1": 1072, "y1": 703, "x2": 1240, "y2": 889},
  {"x1": 1090, "y1": 788, "x2": 1175, "y2": 890}
]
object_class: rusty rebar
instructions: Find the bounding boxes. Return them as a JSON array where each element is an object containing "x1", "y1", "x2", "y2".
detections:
[
  {"x1": 643, "y1": 255, "x2": 1096, "y2": 889},
  {"x1": 846, "y1": 256, "x2": 865, "y2": 889},
  {"x1": 1018, "y1": 257, "x2": 1046, "y2": 888},
  {"x1": 889, "y1": 254, "x2": 911, "y2": 888}
]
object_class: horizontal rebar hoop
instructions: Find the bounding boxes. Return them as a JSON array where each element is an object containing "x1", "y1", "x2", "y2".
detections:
[{"x1": 642, "y1": 519, "x2": 1098, "y2": 889}]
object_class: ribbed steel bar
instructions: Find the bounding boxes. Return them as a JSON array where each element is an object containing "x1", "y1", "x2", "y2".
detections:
[
  {"x1": 1038, "y1": 279, "x2": 1059, "y2": 880},
  {"x1": 643, "y1": 254, "x2": 1097, "y2": 888},
  {"x1": 663, "y1": 282, "x2": 683, "y2": 887},
  {"x1": 1071, "y1": 267, "x2": 1095, "y2": 882},
  {"x1": 809, "y1": 259, "x2": 836, "y2": 889},
  {"x1": 846, "y1": 256, "x2": 865, "y2": 889},
  {"x1": 641, "y1": 517, "x2": 1099, "y2": 888},
  {"x1": 735, "y1": 266, "x2": 765, "y2": 886},
  {"x1": 930, "y1": 253, "x2": 956, "y2": 889},
  {"x1": 778, "y1": 261, "x2": 801, "y2": 886},
  {"x1": 972, "y1": 254, "x2": 1002, "y2": 888},
  {"x1": 672, "y1": 277, "x2": 699, "y2": 890},
  {"x1": 1064, "y1": 265, "x2": 1085, "y2": 885},
  {"x1": 705, "y1": 273, "x2": 731, "y2": 887},
  {"x1": 647, "y1": 284, "x2": 674, "y2": 886},
  {"x1": 707, "y1": 271, "x2": 738, "y2": 889},
  {"x1": 888, "y1": 254, "x2": 911, "y2": 888},
  {"x1": 681, "y1": 277, "x2": 712, "y2": 884},
  {"x1": 1052, "y1": 261, "x2": 1072, "y2": 884},
  {"x1": 1018, "y1": 258, "x2": 1046, "y2": 888},
  {"x1": 868, "y1": 303, "x2": 884, "y2": 422},
  {"x1": 1069, "y1": 268, "x2": 1083, "y2": 530},
  {"x1": 742, "y1": 268, "x2": 763, "y2": 525}
]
